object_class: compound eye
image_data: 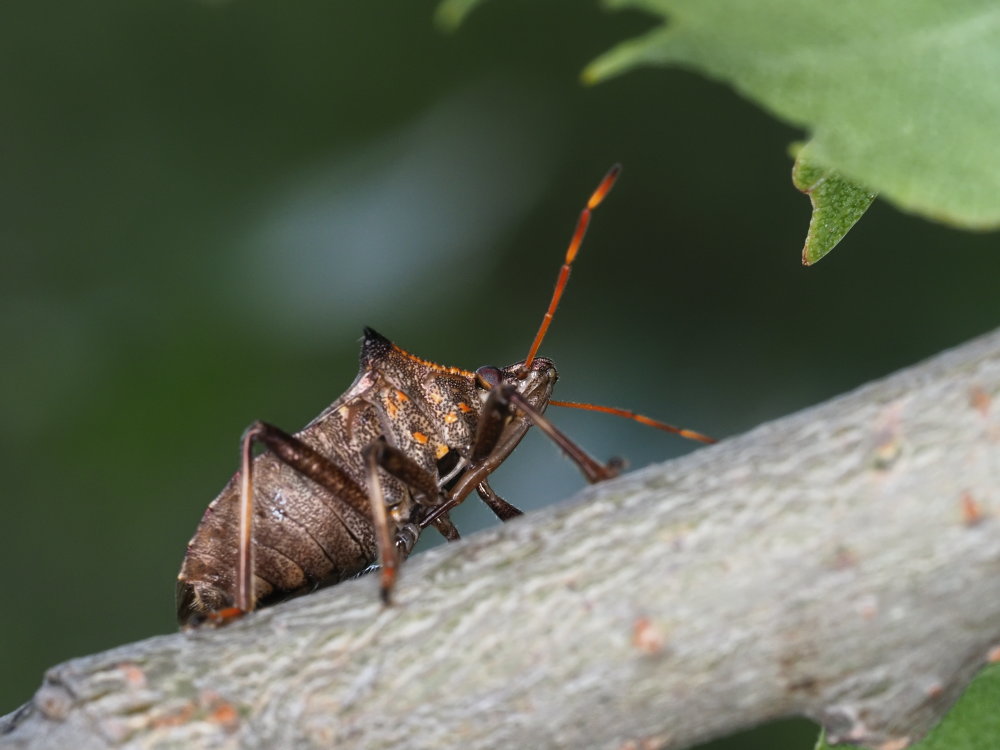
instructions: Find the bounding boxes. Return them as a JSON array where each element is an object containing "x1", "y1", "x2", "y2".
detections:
[{"x1": 474, "y1": 366, "x2": 502, "y2": 389}]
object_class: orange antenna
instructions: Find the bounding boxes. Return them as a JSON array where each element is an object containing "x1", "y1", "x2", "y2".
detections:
[
  {"x1": 549, "y1": 399, "x2": 717, "y2": 444},
  {"x1": 523, "y1": 164, "x2": 621, "y2": 371}
]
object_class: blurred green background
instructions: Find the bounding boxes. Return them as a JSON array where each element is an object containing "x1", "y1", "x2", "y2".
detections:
[{"x1": 1, "y1": 1, "x2": 997, "y2": 746}]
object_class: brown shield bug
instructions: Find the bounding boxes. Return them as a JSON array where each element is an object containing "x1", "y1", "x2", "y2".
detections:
[{"x1": 176, "y1": 165, "x2": 714, "y2": 627}]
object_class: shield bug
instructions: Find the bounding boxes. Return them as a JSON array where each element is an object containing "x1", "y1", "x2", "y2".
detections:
[{"x1": 176, "y1": 165, "x2": 714, "y2": 627}]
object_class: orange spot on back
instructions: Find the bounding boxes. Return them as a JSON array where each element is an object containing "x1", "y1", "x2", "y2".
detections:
[
  {"x1": 435, "y1": 444, "x2": 449, "y2": 459},
  {"x1": 457, "y1": 402, "x2": 473, "y2": 413},
  {"x1": 412, "y1": 431, "x2": 429, "y2": 444},
  {"x1": 444, "y1": 412, "x2": 458, "y2": 424},
  {"x1": 395, "y1": 390, "x2": 409, "y2": 402}
]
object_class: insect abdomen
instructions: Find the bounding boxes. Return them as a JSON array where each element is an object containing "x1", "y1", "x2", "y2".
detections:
[{"x1": 176, "y1": 431, "x2": 377, "y2": 625}]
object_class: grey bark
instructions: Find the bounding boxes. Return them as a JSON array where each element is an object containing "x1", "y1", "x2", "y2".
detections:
[{"x1": 3, "y1": 328, "x2": 1000, "y2": 750}]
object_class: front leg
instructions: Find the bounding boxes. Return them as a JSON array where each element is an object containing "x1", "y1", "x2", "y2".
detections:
[
  {"x1": 362, "y1": 437, "x2": 461, "y2": 602},
  {"x1": 476, "y1": 480, "x2": 523, "y2": 522},
  {"x1": 419, "y1": 384, "x2": 621, "y2": 532},
  {"x1": 467, "y1": 386, "x2": 526, "y2": 519}
]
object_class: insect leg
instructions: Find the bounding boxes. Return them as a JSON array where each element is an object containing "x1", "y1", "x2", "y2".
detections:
[
  {"x1": 476, "y1": 480, "x2": 523, "y2": 521},
  {"x1": 466, "y1": 385, "x2": 526, "y2": 519},
  {"x1": 476, "y1": 383, "x2": 619, "y2": 483},
  {"x1": 417, "y1": 386, "x2": 535, "y2": 531},
  {"x1": 419, "y1": 384, "x2": 622, "y2": 532},
  {"x1": 470, "y1": 383, "x2": 514, "y2": 463},
  {"x1": 361, "y1": 437, "x2": 459, "y2": 540},
  {"x1": 362, "y1": 442, "x2": 398, "y2": 605},
  {"x1": 363, "y1": 436, "x2": 440, "y2": 504},
  {"x1": 432, "y1": 514, "x2": 461, "y2": 541},
  {"x1": 362, "y1": 437, "x2": 463, "y2": 602},
  {"x1": 504, "y1": 388, "x2": 621, "y2": 483},
  {"x1": 234, "y1": 421, "x2": 371, "y2": 616}
]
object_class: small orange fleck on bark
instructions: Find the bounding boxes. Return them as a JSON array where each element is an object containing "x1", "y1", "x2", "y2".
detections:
[
  {"x1": 960, "y1": 491, "x2": 986, "y2": 527},
  {"x1": 873, "y1": 438, "x2": 901, "y2": 470},
  {"x1": 969, "y1": 385, "x2": 991, "y2": 415},
  {"x1": 119, "y1": 662, "x2": 146, "y2": 688},
  {"x1": 632, "y1": 616, "x2": 665, "y2": 655},
  {"x1": 209, "y1": 702, "x2": 240, "y2": 729},
  {"x1": 855, "y1": 594, "x2": 878, "y2": 620},
  {"x1": 832, "y1": 545, "x2": 858, "y2": 570},
  {"x1": 872, "y1": 405, "x2": 903, "y2": 470},
  {"x1": 151, "y1": 701, "x2": 196, "y2": 729}
]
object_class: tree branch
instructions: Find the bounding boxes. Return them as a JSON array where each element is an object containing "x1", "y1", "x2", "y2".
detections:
[{"x1": 3, "y1": 329, "x2": 1000, "y2": 750}]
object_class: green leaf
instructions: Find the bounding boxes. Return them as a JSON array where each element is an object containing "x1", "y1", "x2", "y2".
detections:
[
  {"x1": 585, "y1": 0, "x2": 1000, "y2": 230},
  {"x1": 816, "y1": 663, "x2": 1000, "y2": 750},
  {"x1": 814, "y1": 728, "x2": 835, "y2": 750},
  {"x1": 792, "y1": 142, "x2": 877, "y2": 265}
]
